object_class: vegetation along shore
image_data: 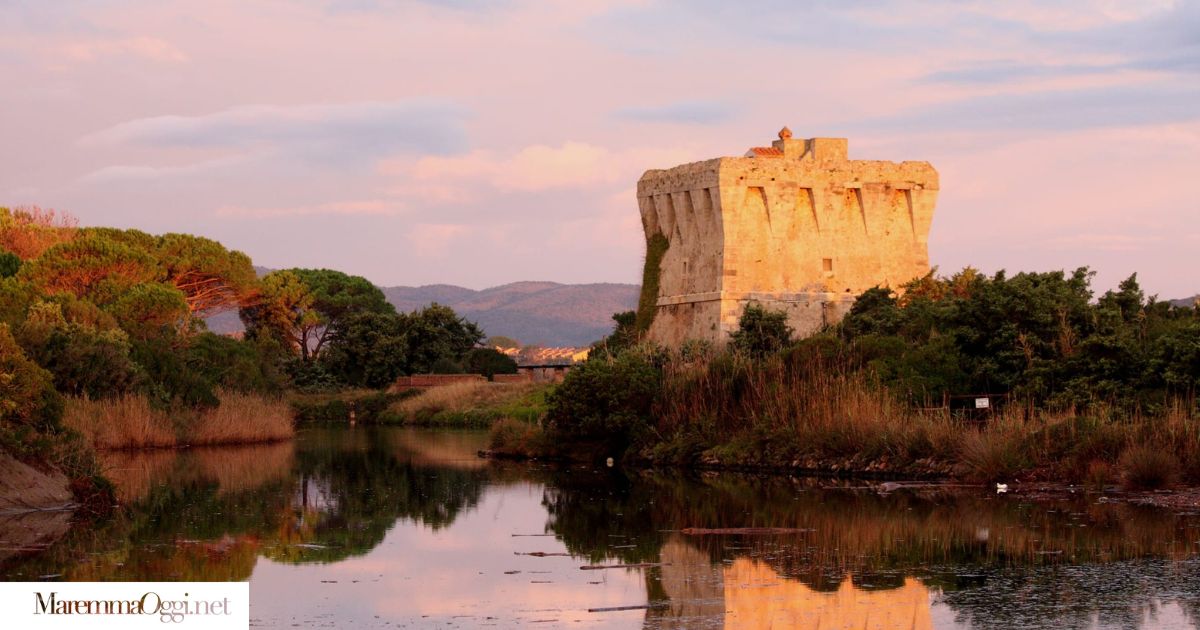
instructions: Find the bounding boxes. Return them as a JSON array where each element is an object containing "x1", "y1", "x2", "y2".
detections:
[
  {"x1": 489, "y1": 267, "x2": 1200, "y2": 491},
  {"x1": 0, "y1": 206, "x2": 513, "y2": 509}
]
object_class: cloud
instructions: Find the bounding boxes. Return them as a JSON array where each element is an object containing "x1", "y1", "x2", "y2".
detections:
[
  {"x1": 82, "y1": 100, "x2": 469, "y2": 160},
  {"x1": 79, "y1": 155, "x2": 253, "y2": 183},
  {"x1": 382, "y1": 142, "x2": 695, "y2": 200},
  {"x1": 919, "y1": 61, "x2": 1113, "y2": 84},
  {"x1": 59, "y1": 36, "x2": 188, "y2": 64},
  {"x1": 614, "y1": 100, "x2": 736, "y2": 124},
  {"x1": 860, "y1": 82, "x2": 1200, "y2": 132},
  {"x1": 215, "y1": 200, "x2": 404, "y2": 218}
]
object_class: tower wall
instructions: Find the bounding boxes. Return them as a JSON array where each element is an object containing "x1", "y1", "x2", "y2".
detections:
[{"x1": 637, "y1": 132, "x2": 939, "y2": 347}]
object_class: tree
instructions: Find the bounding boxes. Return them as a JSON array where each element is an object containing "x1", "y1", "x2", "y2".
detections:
[
  {"x1": 487, "y1": 336, "x2": 521, "y2": 350},
  {"x1": 19, "y1": 232, "x2": 160, "y2": 306},
  {"x1": 592, "y1": 311, "x2": 638, "y2": 358},
  {"x1": 463, "y1": 347, "x2": 518, "y2": 378},
  {"x1": 154, "y1": 233, "x2": 257, "y2": 316},
  {"x1": 0, "y1": 251, "x2": 20, "y2": 278},
  {"x1": 0, "y1": 323, "x2": 62, "y2": 434},
  {"x1": 240, "y1": 269, "x2": 394, "y2": 362},
  {"x1": 402, "y1": 303, "x2": 484, "y2": 374},
  {"x1": 16, "y1": 302, "x2": 140, "y2": 399},
  {"x1": 106, "y1": 282, "x2": 191, "y2": 339},
  {"x1": 322, "y1": 311, "x2": 409, "y2": 388},
  {"x1": 730, "y1": 303, "x2": 793, "y2": 358},
  {"x1": 0, "y1": 206, "x2": 77, "y2": 260}
]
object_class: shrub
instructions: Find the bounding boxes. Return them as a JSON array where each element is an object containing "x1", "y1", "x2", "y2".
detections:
[
  {"x1": 489, "y1": 418, "x2": 549, "y2": 458},
  {"x1": 0, "y1": 323, "x2": 62, "y2": 436},
  {"x1": 956, "y1": 426, "x2": 1030, "y2": 483},
  {"x1": 17, "y1": 302, "x2": 141, "y2": 399},
  {"x1": 729, "y1": 303, "x2": 793, "y2": 358},
  {"x1": 186, "y1": 332, "x2": 285, "y2": 395},
  {"x1": 463, "y1": 347, "x2": 518, "y2": 378},
  {"x1": 545, "y1": 348, "x2": 662, "y2": 453},
  {"x1": 1119, "y1": 444, "x2": 1179, "y2": 490}
]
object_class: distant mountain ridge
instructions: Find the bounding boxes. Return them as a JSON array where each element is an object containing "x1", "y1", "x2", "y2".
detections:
[
  {"x1": 381, "y1": 281, "x2": 639, "y2": 346},
  {"x1": 1171, "y1": 295, "x2": 1199, "y2": 308},
  {"x1": 206, "y1": 278, "x2": 640, "y2": 347}
]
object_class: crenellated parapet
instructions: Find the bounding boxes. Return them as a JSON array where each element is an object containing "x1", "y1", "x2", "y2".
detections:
[{"x1": 637, "y1": 128, "x2": 939, "y2": 347}]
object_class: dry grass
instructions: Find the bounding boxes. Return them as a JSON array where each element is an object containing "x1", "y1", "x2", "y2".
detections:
[
  {"x1": 389, "y1": 381, "x2": 545, "y2": 425},
  {"x1": 63, "y1": 395, "x2": 176, "y2": 450},
  {"x1": 1119, "y1": 444, "x2": 1179, "y2": 490},
  {"x1": 64, "y1": 390, "x2": 294, "y2": 451},
  {"x1": 186, "y1": 390, "x2": 294, "y2": 446},
  {"x1": 648, "y1": 351, "x2": 1200, "y2": 483}
]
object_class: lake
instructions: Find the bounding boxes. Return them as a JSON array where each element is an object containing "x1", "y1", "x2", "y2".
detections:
[{"x1": 4, "y1": 426, "x2": 1200, "y2": 629}]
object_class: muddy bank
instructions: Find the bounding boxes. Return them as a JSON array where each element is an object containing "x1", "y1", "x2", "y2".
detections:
[{"x1": 0, "y1": 454, "x2": 76, "y2": 564}]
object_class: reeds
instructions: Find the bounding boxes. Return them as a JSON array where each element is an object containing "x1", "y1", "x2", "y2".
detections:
[
  {"x1": 186, "y1": 390, "x2": 294, "y2": 446},
  {"x1": 63, "y1": 390, "x2": 294, "y2": 451},
  {"x1": 648, "y1": 350, "x2": 1200, "y2": 484},
  {"x1": 63, "y1": 394, "x2": 176, "y2": 450}
]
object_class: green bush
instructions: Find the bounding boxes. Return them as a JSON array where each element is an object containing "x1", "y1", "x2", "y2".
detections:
[
  {"x1": 17, "y1": 302, "x2": 140, "y2": 399},
  {"x1": 730, "y1": 303, "x2": 793, "y2": 358},
  {"x1": 463, "y1": 347, "x2": 518, "y2": 378},
  {"x1": 0, "y1": 323, "x2": 62, "y2": 436},
  {"x1": 545, "y1": 348, "x2": 663, "y2": 454}
]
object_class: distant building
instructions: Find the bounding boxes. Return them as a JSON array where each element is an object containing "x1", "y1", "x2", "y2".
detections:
[{"x1": 637, "y1": 127, "x2": 939, "y2": 346}]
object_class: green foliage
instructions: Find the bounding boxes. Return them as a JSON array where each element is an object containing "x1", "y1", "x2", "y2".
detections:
[
  {"x1": 0, "y1": 251, "x2": 20, "y2": 278},
  {"x1": 185, "y1": 333, "x2": 286, "y2": 395},
  {"x1": 290, "y1": 390, "x2": 411, "y2": 424},
  {"x1": 826, "y1": 268, "x2": 1197, "y2": 410},
  {"x1": 463, "y1": 347, "x2": 517, "y2": 378},
  {"x1": 129, "y1": 335, "x2": 220, "y2": 409},
  {"x1": 402, "y1": 303, "x2": 484, "y2": 374},
  {"x1": 592, "y1": 310, "x2": 638, "y2": 358},
  {"x1": 105, "y1": 282, "x2": 190, "y2": 338},
  {"x1": 0, "y1": 323, "x2": 62, "y2": 435},
  {"x1": 635, "y1": 233, "x2": 669, "y2": 333},
  {"x1": 16, "y1": 302, "x2": 140, "y2": 399},
  {"x1": 546, "y1": 347, "x2": 664, "y2": 455},
  {"x1": 322, "y1": 311, "x2": 409, "y2": 388},
  {"x1": 19, "y1": 232, "x2": 160, "y2": 306},
  {"x1": 241, "y1": 268, "x2": 393, "y2": 362},
  {"x1": 487, "y1": 335, "x2": 520, "y2": 350},
  {"x1": 729, "y1": 303, "x2": 794, "y2": 358}
]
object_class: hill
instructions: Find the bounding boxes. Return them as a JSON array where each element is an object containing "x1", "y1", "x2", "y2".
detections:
[
  {"x1": 1171, "y1": 295, "x2": 1199, "y2": 308},
  {"x1": 381, "y1": 281, "x2": 639, "y2": 346},
  {"x1": 206, "y1": 280, "x2": 640, "y2": 347}
]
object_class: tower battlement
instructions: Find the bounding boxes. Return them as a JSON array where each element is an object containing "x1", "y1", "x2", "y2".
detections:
[{"x1": 637, "y1": 128, "x2": 939, "y2": 346}]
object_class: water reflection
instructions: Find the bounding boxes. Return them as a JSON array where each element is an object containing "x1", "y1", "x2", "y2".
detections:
[{"x1": 3, "y1": 427, "x2": 1200, "y2": 628}]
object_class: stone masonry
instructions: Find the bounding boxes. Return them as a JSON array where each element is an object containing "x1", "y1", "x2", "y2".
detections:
[{"x1": 637, "y1": 128, "x2": 938, "y2": 347}]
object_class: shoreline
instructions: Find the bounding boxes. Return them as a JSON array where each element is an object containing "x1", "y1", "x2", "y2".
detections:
[{"x1": 478, "y1": 447, "x2": 1200, "y2": 513}]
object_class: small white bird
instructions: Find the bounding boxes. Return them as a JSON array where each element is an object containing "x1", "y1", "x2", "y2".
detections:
[
  {"x1": 996, "y1": 483, "x2": 1009, "y2": 494},
  {"x1": 605, "y1": 457, "x2": 614, "y2": 468}
]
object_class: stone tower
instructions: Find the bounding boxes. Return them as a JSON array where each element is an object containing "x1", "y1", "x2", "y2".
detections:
[{"x1": 636, "y1": 129, "x2": 938, "y2": 347}]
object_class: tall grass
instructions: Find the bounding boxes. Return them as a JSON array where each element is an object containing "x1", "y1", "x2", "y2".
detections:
[
  {"x1": 186, "y1": 390, "x2": 293, "y2": 446},
  {"x1": 63, "y1": 394, "x2": 176, "y2": 450},
  {"x1": 63, "y1": 390, "x2": 294, "y2": 450},
  {"x1": 648, "y1": 350, "x2": 1200, "y2": 486},
  {"x1": 389, "y1": 381, "x2": 547, "y2": 426}
]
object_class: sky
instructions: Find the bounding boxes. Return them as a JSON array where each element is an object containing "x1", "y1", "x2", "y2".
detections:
[{"x1": 1, "y1": 0, "x2": 1197, "y2": 298}]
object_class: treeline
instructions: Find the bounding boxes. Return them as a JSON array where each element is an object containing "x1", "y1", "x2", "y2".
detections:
[
  {"x1": 0, "y1": 207, "x2": 502, "y2": 481},
  {"x1": 500, "y1": 267, "x2": 1200, "y2": 487},
  {"x1": 241, "y1": 268, "x2": 514, "y2": 390}
]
